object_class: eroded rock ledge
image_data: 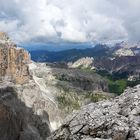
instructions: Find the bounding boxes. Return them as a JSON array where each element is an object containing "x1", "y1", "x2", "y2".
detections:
[{"x1": 48, "y1": 85, "x2": 140, "y2": 140}]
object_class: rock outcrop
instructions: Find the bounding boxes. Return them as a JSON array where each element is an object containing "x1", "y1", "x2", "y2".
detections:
[
  {"x1": 0, "y1": 32, "x2": 30, "y2": 84},
  {"x1": 48, "y1": 85, "x2": 140, "y2": 140},
  {"x1": 114, "y1": 48, "x2": 135, "y2": 57},
  {"x1": 68, "y1": 57, "x2": 94, "y2": 69}
]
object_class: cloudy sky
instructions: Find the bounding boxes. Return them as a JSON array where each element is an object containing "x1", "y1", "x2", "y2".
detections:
[{"x1": 0, "y1": 0, "x2": 140, "y2": 44}]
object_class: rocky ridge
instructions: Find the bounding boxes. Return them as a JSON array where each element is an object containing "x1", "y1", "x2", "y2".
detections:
[{"x1": 48, "y1": 85, "x2": 140, "y2": 140}]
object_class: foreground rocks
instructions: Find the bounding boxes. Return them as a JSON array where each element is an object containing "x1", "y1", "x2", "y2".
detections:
[
  {"x1": 0, "y1": 85, "x2": 51, "y2": 140},
  {"x1": 0, "y1": 73, "x2": 62, "y2": 140},
  {"x1": 48, "y1": 85, "x2": 140, "y2": 140}
]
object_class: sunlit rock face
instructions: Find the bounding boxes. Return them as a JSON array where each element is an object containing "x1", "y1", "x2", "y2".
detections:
[
  {"x1": 68, "y1": 57, "x2": 94, "y2": 69},
  {"x1": 114, "y1": 48, "x2": 135, "y2": 57},
  {"x1": 0, "y1": 32, "x2": 30, "y2": 84}
]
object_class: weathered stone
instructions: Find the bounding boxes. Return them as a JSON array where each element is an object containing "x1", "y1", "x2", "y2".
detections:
[{"x1": 48, "y1": 85, "x2": 140, "y2": 140}]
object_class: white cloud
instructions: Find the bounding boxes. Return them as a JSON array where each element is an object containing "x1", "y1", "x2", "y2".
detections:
[
  {"x1": 0, "y1": 20, "x2": 19, "y2": 32},
  {"x1": 0, "y1": 0, "x2": 139, "y2": 44}
]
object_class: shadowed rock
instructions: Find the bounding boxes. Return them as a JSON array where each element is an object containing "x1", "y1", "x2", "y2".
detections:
[{"x1": 0, "y1": 86, "x2": 51, "y2": 140}]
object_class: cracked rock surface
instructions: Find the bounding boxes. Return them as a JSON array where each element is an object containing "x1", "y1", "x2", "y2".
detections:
[{"x1": 48, "y1": 85, "x2": 140, "y2": 140}]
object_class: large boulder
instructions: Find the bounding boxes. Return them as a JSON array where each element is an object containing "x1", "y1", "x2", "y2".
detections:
[{"x1": 48, "y1": 85, "x2": 140, "y2": 140}]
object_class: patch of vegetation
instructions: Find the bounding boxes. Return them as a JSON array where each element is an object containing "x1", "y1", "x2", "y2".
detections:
[
  {"x1": 96, "y1": 70, "x2": 127, "y2": 95},
  {"x1": 96, "y1": 70, "x2": 113, "y2": 80},
  {"x1": 55, "y1": 73, "x2": 93, "y2": 85},
  {"x1": 96, "y1": 70, "x2": 140, "y2": 95},
  {"x1": 55, "y1": 81, "x2": 72, "y2": 93},
  {"x1": 56, "y1": 94, "x2": 80, "y2": 113},
  {"x1": 108, "y1": 80, "x2": 127, "y2": 95},
  {"x1": 127, "y1": 80, "x2": 140, "y2": 87},
  {"x1": 55, "y1": 74, "x2": 69, "y2": 81},
  {"x1": 77, "y1": 66, "x2": 96, "y2": 73},
  {"x1": 97, "y1": 70, "x2": 129, "y2": 81},
  {"x1": 55, "y1": 66, "x2": 140, "y2": 96},
  {"x1": 85, "y1": 92, "x2": 108, "y2": 102}
]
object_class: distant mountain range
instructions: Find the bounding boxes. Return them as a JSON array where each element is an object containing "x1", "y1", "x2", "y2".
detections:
[
  {"x1": 29, "y1": 44, "x2": 111, "y2": 62},
  {"x1": 22, "y1": 42, "x2": 93, "y2": 51},
  {"x1": 29, "y1": 42, "x2": 140, "y2": 63}
]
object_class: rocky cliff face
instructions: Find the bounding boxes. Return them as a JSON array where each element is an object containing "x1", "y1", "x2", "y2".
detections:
[
  {"x1": 0, "y1": 33, "x2": 53, "y2": 140},
  {"x1": 0, "y1": 32, "x2": 30, "y2": 84},
  {"x1": 48, "y1": 85, "x2": 140, "y2": 140}
]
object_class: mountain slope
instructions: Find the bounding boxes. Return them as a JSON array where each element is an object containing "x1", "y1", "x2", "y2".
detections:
[
  {"x1": 29, "y1": 62, "x2": 115, "y2": 116},
  {"x1": 48, "y1": 85, "x2": 140, "y2": 140}
]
